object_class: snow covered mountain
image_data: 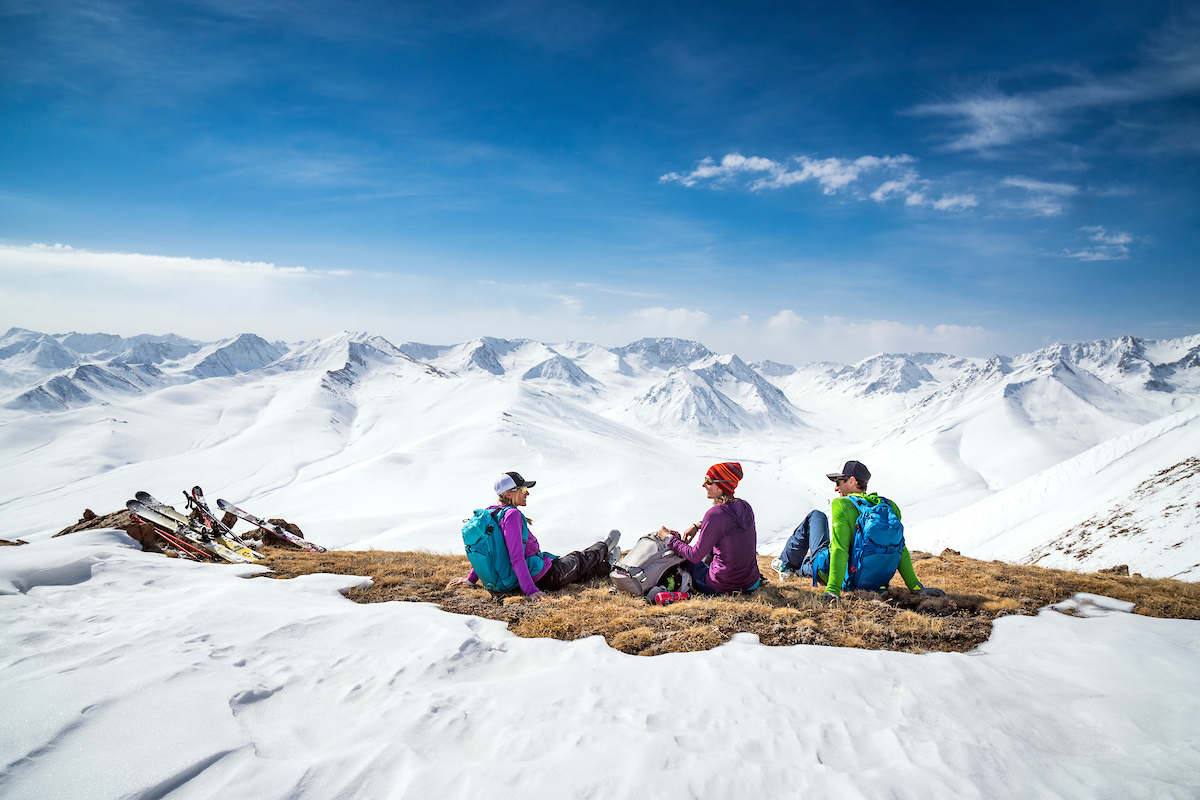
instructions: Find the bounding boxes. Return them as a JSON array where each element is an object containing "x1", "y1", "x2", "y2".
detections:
[
  {"x1": 187, "y1": 333, "x2": 284, "y2": 378},
  {"x1": 2, "y1": 328, "x2": 1198, "y2": 579}
]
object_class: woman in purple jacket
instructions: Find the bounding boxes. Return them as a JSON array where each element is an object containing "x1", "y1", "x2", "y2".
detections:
[
  {"x1": 655, "y1": 462, "x2": 762, "y2": 594},
  {"x1": 447, "y1": 471, "x2": 620, "y2": 597}
]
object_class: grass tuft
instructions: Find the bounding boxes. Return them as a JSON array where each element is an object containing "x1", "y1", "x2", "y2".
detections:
[{"x1": 260, "y1": 547, "x2": 1200, "y2": 656}]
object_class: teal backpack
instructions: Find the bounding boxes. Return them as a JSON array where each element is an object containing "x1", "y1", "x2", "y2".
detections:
[{"x1": 461, "y1": 507, "x2": 544, "y2": 591}]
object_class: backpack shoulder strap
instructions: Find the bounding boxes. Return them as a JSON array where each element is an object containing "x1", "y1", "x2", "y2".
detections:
[{"x1": 846, "y1": 495, "x2": 872, "y2": 513}]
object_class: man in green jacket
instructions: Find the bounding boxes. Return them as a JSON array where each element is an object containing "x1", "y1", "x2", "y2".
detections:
[{"x1": 773, "y1": 460, "x2": 945, "y2": 606}]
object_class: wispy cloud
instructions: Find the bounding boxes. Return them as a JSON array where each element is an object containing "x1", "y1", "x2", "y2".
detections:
[
  {"x1": 661, "y1": 152, "x2": 974, "y2": 212},
  {"x1": 906, "y1": 15, "x2": 1200, "y2": 153},
  {"x1": 1002, "y1": 176, "x2": 1079, "y2": 195},
  {"x1": 930, "y1": 194, "x2": 979, "y2": 211},
  {"x1": 572, "y1": 282, "x2": 660, "y2": 299},
  {"x1": 999, "y1": 175, "x2": 1081, "y2": 217},
  {"x1": 660, "y1": 153, "x2": 914, "y2": 195},
  {"x1": 1062, "y1": 226, "x2": 1133, "y2": 261},
  {"x1": 628, "y1": 306, "x2": 711, "y2": 335},
  {"x1": 0, "y1": 242, "x2": 350, "y2": 279}
]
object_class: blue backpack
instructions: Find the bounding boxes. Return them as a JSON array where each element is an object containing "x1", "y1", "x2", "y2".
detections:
[
  {"x1": 810, "y1": 496, "x2": 905, "y2": 592},
  {"x1": 461, "y1": 507, "x2": 544, "y2": 592}
]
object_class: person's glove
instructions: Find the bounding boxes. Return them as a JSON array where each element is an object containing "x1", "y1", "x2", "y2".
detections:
[
  {"x1": 917, "y1": 587, "x2": 946, "y2": 597},
  {"x1": 817, "y1": 592, "x2": 840, "y2": 607}
]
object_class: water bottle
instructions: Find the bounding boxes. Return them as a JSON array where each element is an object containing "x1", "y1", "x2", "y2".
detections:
[{"x1": 654, "y1": 591, "x2": 690, "y2": 605}]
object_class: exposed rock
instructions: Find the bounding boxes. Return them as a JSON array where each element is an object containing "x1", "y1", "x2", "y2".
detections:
[
  {"x1": 941, "y1": 548, "x2": 962, "y2": 558},
  {"x1": 265, "y1": 517, "x2": 307, "y2": 548},
  {"x1": 55, "y1": 508, "x2": 163, "y2": 553},
  {"x1": 0, "y1": 538, "x2": 28, "y2": 546},
  {"x1": 1099, "y1": 564, "x2": 1131, "y2": 576}
]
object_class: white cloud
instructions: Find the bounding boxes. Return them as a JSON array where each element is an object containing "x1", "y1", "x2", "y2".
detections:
[
  {"x1": 932, "y1": 194, "x2": 978, "y2": 211},
  {"x1": 571, "y1": 282, "x2": 659, "y2": 299},
  {"x1": 552, "y1": 294, "x2": 584, "y2": 313},
  {"x1": 1002, "y1": 176, "x2": 1079, "y2": 195},
  {"x1": 870, "y1": 176, "x2": 917, "y2": 203},
  {"x1": 0, "y1": 242, "x2": 347, "y2": 280},
  {"x1": 750, "y1": 155, "x2": 915, "y2": 194},
  {"x1": 1062, "y1": 226, "x2": 1133, "y2": 261},
  {"x1": 766, "y1": 309, "x2": 806, "y2": 332},
  {"x1": 906, "y1": 17, "x2": 1200, "y2": 152},
  {"x1": 661, "y1": 153, "x2": 973, "y2": 212},
  {"x1": 627, "y1": 306, "x2": 711, "y2": 336},
  {"x1": 999, "y1": 175, "x2": 1078, "y2": 216},
  {"x1": 658, "y1": 153, "x2": 778, "y2": 187},
  {"x1": 1081, "y1": 225, "x2": 1133, "y2": 246},
  {"x1": 660, "y1": 152, "x2": 915, "y2": 195},
  {"x1": 721, "y1": 311, "x2": 998, "y2": 363}
]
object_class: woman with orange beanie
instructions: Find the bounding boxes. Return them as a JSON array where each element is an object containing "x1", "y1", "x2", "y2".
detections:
[{"x1": 655, "y1": 462, "x2": 762, "y2": 594}]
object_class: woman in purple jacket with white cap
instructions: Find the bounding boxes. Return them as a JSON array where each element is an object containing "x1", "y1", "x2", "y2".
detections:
[{"x1": 447, "y1": 471, "x2": 621, "y2": 597}]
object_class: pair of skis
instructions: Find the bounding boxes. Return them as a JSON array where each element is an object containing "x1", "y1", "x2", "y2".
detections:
[
  {"x1": 127, "y1": 488, "x2": 262, "y2": 563},
  {"x1": 217, "y1": 499, "x2": 326, "y2": 552}
]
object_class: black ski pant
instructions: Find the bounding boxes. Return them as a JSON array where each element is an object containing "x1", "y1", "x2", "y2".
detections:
[{"x1": 535, "y1": 541, "x2": 611, "y2": 591}]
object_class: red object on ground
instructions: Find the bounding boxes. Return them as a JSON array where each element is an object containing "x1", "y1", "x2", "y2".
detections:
[{"x1": 653, "y1": 591, "x2": 690, "y2": 605}]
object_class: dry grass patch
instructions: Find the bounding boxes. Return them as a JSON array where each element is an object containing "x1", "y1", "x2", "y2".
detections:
[{"x1": 260, "y1": 546, "x2": 1200, "y2": 656}]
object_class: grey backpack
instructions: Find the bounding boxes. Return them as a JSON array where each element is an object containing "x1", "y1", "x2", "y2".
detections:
[{"x1": 611, "y1": 534, "x2": 692, "y2": 598}]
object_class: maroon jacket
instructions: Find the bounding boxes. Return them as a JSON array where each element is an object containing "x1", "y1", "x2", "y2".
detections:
[{"x1": 668, "y1": 498, "x2": 761, "y2": 592}]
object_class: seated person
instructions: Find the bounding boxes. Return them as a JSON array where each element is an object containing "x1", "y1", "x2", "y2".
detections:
[
  {"x1": 447, "y1": 471, "x2": 620, "y2": 596},
  {"x1": 773, "y1": 460, "x2": 944, "y2": 605},
  {"x1": 655, "y1": 462, "x2": 762, "y2": 594}
]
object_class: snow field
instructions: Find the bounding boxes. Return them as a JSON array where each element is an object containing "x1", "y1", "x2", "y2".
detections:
[
  {"x1": 3, "y1": 329, "x2": 1199, "y2": 579},
  {"x1": 2, "y1": 531, "x2": 1199, "y2": 799}
]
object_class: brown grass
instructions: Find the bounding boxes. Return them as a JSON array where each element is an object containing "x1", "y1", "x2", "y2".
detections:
[{"x1": 258, "y1": 546, "x2": 1200, "y2": 657}]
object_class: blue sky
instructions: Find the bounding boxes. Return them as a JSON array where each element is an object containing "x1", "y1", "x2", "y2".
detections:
[{"x1": 1, "y1": 0, "x2": 1198, "y2": 362}]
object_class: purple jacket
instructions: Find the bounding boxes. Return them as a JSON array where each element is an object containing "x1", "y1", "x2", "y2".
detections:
[
  {"x1": 669, "y1": 498, "x2": 761, "y2": 592},
  {"x1": 466, "y1": 506, "x2": 552, "y2": 594}
]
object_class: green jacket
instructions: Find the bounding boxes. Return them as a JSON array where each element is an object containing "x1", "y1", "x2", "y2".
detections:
[{"x1": 823, "y1": 492, "x2": 922, "y2": 596}]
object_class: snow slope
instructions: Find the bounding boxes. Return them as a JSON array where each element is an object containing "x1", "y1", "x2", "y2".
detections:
[
  {"x1": 2, "y1": 532, "x2": 1198, "y2": 799},
  {"x1": 1, "y1": 329, "x2": 1199, "y2": 579}
]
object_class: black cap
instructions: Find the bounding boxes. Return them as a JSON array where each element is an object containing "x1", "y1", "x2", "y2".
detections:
[{"x1": 826, "y1": 460, "x2": 870, "y2": 485}]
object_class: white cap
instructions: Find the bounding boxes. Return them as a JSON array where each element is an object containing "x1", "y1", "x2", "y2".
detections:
[{"x1": 493, "y1": 471, "x2": 535, "y2": 495}]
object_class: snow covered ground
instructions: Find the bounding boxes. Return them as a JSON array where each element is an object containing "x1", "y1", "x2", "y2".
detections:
[{"x1": 3, "y1": 531, "x2": 1199, "y2": 799}]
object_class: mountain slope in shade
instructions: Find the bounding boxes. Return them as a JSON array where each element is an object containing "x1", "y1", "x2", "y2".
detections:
[
  {"x1": 0, "y1": 328, "x2": 78, "y2": 392},
  {"x1": 611, "y1": 337, "x2": 713, "y2": 371},
  {"x1": 1026, "y1": 457, "x2": 1200, "y2": 580},
  {"x1": 522, "y1": 354, "x2": 599, "y2": 386},
  {"x1": 56, "y1": 332, "x2": 203, "y2": 364},
  {"x1": 189, "y1": 334, "x2": 284, "y2": 378},
  {"x1": 5, "y1": 362, "x2": 168, "y2": 412},
  {"x1": 629, "y1": 367, "x2": 753, "y2": 434},
  {"x1": 690, "y1": 354, "x2": 803, "y2": 425},
  {"x1": 915, "y1": 406, "x2": 1200, "y2": 578}
]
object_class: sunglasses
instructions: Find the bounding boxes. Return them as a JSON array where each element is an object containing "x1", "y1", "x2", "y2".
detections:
[
  {"x1": 515, "y1": 486, "x2": 530, "y2": 494},
  {"x1": 834, "y1": 476, "x2": 849, "y2": 484}
]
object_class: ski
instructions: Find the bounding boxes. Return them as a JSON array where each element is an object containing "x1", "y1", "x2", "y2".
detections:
[
  {"x1": 126, "y1": 499, "x2": 254, "y2": 564},
  {"x1": 134, "y1": 491, "x2": 196, "y2": 528},
  {"x1": 135, "y1": 490, "x2": 261, "y2": 561},
  {"x1": 184, "y1": 486, "x2": 263, "y2": 560},
  {"x1": 126, "y1": 503, "x2": 209, "y2": 560},
  {"x1": 216, "y1": 498, "x2": 326, "y2": 552},
  {"x1": 126, "y1": 500, "x2": 215, "y2": 561}
]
